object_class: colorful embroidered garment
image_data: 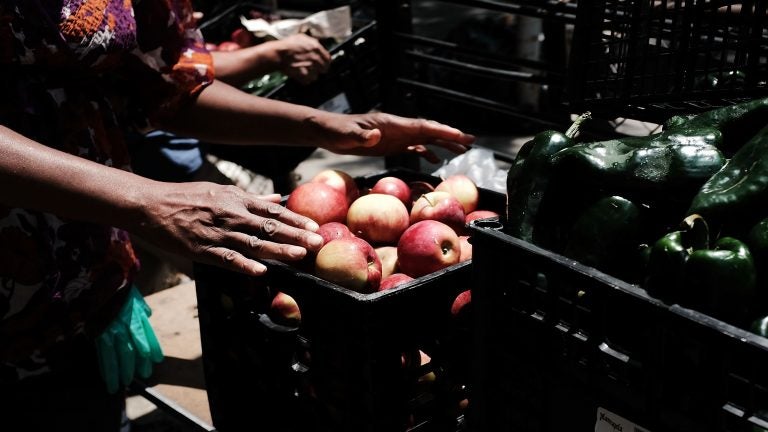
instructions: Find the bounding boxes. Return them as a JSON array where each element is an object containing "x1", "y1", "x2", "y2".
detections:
[{"x1": 0, "y1": 0, "x2": 214, "y2": 381}]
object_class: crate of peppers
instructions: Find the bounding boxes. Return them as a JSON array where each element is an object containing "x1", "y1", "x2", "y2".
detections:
[{"x1": 470, "y1": 97, "x2": 768, "y2": 432}]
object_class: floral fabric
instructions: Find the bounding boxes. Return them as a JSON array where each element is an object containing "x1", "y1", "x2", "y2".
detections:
[{"x1": 0, "y1": 0, "x2": 214, "y2": 381}]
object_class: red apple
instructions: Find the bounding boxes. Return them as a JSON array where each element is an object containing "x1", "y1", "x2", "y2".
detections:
[
  {"x1": 370, "y1": 176, "x2": 411, "y2": 207},
  {"x1": 315, "y1": 238, "x2": 382, "y2": 293},
  {"x1": 217, "y1": 41, "x2": 242, "y2": 51},
  {"x1": 375, "y1": 246, "x2": 399, "y2": 279},
  {"x1": 347, "y1": 194, "x2": 410, "y2": 244},
  {"x1": 465, "y1": 209, "x2": 499, "y2": 224},
  {"x1": 410, "y1": 191, "x2": 466, "y2": 233},
  {"x1": 458, "y1": 235, "x2": 472, "y2": 262},
  {"x1": 231, "y1": 28, "x2": 256, "y2": 47},
  {"x1": 379, "y1": 273, "x2": 414, "y2": 291},
  {"x1": 397, "y1": 220, "x2": 460, "y2": 277},
  {"x1": 317, "y1": 222, "x2": 354, "y2": 246},
  {"x1": 450, "y1": 289, "x2": 471, "y2": 317},
  {"x1": 435, "y1": 174, "x2": 479, "y2": 214},
  {"x1": 286, "y1": 182, "x2": 348, "y2": 226},
  {"x1": 269, "y1": 291, "x2": 301, "y2": 326},
  {"x1": 311, "y1": 169, "x2": 360, "y2": 206}
]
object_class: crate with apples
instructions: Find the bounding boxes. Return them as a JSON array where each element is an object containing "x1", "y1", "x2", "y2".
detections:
[{"x1": 194, "y1": 168, "x2": 505, "y2": 432}]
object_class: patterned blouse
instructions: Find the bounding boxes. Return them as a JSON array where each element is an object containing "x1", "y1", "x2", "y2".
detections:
[{"x1": 0, "y1": 0, "x2": 214, "y2": 382}]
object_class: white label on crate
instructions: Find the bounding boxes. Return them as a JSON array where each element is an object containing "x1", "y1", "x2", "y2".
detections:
[
  {"x1": 595, "y1": 407, "x2": 651, "y2": 432},
  {"x1": 317, "y1": 92, "x2": 351, "y2": 114}
]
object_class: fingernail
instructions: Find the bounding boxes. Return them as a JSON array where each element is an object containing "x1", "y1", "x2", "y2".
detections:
[
  {"x1": 306, "y1": 221, "x2": 320, "y2": 231},
  {"x1": 252, "y1": 262, "x2": 267, "y2": 275},
  {"x1": 288, "y1": 246, "x2": 307, "y2": 259},
  {"x1": 308, "y1": 233, "x2": 324, "y2": 249}
]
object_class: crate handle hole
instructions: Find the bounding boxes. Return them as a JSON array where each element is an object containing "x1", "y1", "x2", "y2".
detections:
[{"x1": 471, "y1": 217, "x2": 502, "y2": 230}]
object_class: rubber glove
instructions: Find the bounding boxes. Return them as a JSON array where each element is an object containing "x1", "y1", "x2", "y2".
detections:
[{"x1": 96, "y1": 286, "x2": 164, "y2": 394}]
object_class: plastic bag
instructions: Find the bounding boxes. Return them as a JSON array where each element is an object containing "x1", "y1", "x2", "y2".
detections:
[{"x1": 432, "y1": 148, "x2": 507, "y2": 194}]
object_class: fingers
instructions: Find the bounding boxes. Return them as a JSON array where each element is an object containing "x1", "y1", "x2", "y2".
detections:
[
  {"x1": 407, "y1": 145, "x2": 440, "y2": 164},
  {"x1": 255, "y1": 193, "x2": 282, "y2": 203},
  {"x1": 207, "y1": 247, "x2": 269, "y2": 276},
  {"x1": 246, "y1": 198, "x2": 320, "y2": 232},
  {"x1": 201, "y1": 212, "x2": 324, "y2": 277},
  {"x1": 224, "y1": 231, "x2": 310, "y2": 262},
  {"x1": 426, "y1": 138, "x2": 472, "y2": 154},
  {"x1": 417, "y1": 119, "x2": 476, "y2": 145}
]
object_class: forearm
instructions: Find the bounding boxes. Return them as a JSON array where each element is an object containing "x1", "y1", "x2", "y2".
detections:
[
  {"x1": 0, "y1": 126, "x2": 150, "y2": 229},
  {"x1": 212, "y1": 43, "x2": 281, "y2": 87},
  {"x1": 160, "y1": 79, "x2": 337, "y2": 148}
]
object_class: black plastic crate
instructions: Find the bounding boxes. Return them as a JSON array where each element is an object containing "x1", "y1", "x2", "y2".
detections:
[
  {"x1": 263, "y1": 19, "x2": 382, "y2": 116},
  {"x1": 195, "y1": 2, "x2": 381, "y2": 115},
  {"x1": 195, "y1": 169, "x2": 505, "y2": 432},
  {"x1": 469, "y1": 219, "x2": 768, "y2": 432},
  {"x1": 569, "y1": 0, "x2": 768, "y2": 123}
]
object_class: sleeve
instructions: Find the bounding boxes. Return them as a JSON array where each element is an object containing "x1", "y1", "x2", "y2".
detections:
[{"x1": 127, "y1": 0, "x2": 215, "y2": 122}]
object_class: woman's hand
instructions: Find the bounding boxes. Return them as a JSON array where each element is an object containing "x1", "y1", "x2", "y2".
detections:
[
  {"x1": 274, "y1": 34, "x2": 332, "y2": 84},
  {"x1": 134, "y1": 182, "x2": 324, "y2": 276},
  {"x1": 316, "y1": 112, "x2": 476, "y2": 163}
]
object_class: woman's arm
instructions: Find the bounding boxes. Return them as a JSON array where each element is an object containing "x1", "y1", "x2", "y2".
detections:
[
  {"x1": 0, "y1": 126, "x2": 323, "y2": 276},
  {"x1": 160, "y1": 80, "x2": 475, "y2": 163}
]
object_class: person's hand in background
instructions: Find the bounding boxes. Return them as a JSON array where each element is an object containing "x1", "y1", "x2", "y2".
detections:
[
  {"x1": 272, "y1": 33, "x2": 332, "y2": 84},
  {"x1": 212, "y1": 33, "x2": 331, "y2": 87}
]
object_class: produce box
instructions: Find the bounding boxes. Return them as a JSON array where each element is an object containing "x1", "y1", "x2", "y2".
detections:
[
  {"x1": 469, "y1": 219, "x2": 768, "y2": 432},
  {"x1": 195, "y1": 168, "x2": 505, "y2": 432}
]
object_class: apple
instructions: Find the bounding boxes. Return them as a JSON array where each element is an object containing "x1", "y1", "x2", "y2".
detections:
[
  {"x1": 231, "y1": 28, "x2": 256, "y2": 47},
  {"x1": 315, "y1": 238, "x2": 382, "y2": 293},
  {"x1": 458, "y1": 235, "x2": 472, "y2": 262},
  {"x1": 317, "y1": 222, "x2": 354, "y2": 246},
  {"x1": 375, "y1": 246, "x2": 399, "y2": 279},
  {"x1": 269, "y1": 291, "x2": 301, "y2": 326},
  {"x1": 435, "y1": 174, "x2": 479, "y2": 214},
  {"x1": 450, "y1": 289, "x2": 471, "y2": 317},
  {"x1": 379, "y1": 273, "x2": 414, "y2": 291},
  {"x1": 217, "y1": 41, "x2": 242, "y2": 51},
  {"x1": 465, "y1": 209, "x2": 499, "y2": 224},
  {"x1": 311, "y1": 169, "x2": 360, "y2": 206},
  {"x1": 347, "y1": 194, "x2": 410, "y2": 244},
  {"x1": 370, "y1": 176, "x2": 411, "y2": 208},
  {"x1": 410, "y1": 191, "x2": 465, "y2": 234},
  {"x1": 397, "y1": 220, "x2": 460, "y2": 277},
  {"x1": 286, "y1": 182, "x2": 348, "y2": 226}
]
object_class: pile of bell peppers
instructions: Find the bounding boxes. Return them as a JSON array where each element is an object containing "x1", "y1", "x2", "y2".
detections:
[{"x1": 505, "y1": 96, "x2": 768, "y2": 330}]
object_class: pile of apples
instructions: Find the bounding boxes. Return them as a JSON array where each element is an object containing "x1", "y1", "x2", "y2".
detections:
[{"x1": 283, "y1": 169, "x2": 499, "y2": 294}]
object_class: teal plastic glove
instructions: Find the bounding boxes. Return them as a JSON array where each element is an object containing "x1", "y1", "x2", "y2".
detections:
[{"x1": 96, "y1": 286, "x2": 164, "y2": 394}]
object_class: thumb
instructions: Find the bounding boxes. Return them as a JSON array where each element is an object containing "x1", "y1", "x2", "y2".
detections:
[{"x1": 359, "y1": 128, "x2": 381, "y2": 148}]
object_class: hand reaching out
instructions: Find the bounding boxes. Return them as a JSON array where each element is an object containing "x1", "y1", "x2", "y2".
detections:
[
  {"x1": 134, "y1": 182, "x2": 324, "y2": 276},
  {"x1": 316, "y1": 112, "x2": 476, "y2": 163},
  {"x1": 274, "y1": 34, "x2": 332, "y2": 84}
]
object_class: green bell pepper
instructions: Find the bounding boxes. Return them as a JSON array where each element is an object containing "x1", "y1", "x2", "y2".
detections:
[
  {"x1": 505, "y1": 112, "x2": 591, "y2": 242},
  {"x1": 550, "y1": 97, "x2": 768, "y2": 207},
  {"x1": 688, "y1": 124, "x2": 768, "y2": 232},
  {"x1": 562, "y1": 195, "x2": 642, "y2": 281},
  {"x1": 645, "y1": 214, "x2": 709, "y2": 302},
  {"x1": 645, "y1": 215, "x2": 756, "y2": 324},
  {"x1": 747, "y1": 218, "x2": 768, "y2": 316},
  {"x1": 684, "y1": 236, "x2": 755, "y2": 324}
]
